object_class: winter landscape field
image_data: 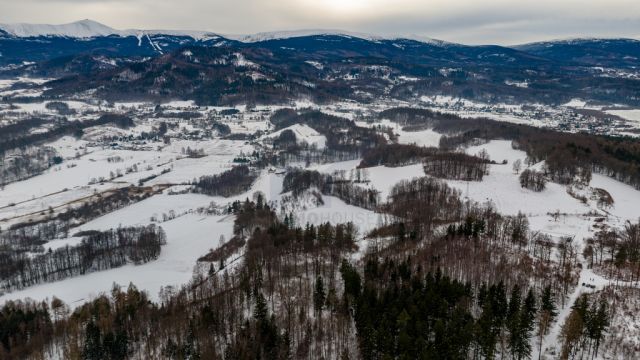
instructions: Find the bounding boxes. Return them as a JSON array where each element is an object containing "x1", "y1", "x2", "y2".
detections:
[{"x1": 1, "y1": 3, "x2": 640, "y2": 359}]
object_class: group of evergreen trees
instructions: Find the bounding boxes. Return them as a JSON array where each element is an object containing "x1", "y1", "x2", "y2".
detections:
[
  {"x1": 560, "y1": 294, "x2": 609, "y2": 359},
  {"x1": 342, "y1": 257, "x2": 560, "y2": 360},
  {"x1": 358, "y1": 143, "x2": 438, "y2": 168},
  {"x1": 0, "y1": 299, "x2": 52, "y2": 359}
]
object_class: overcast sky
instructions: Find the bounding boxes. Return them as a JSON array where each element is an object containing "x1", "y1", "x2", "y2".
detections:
[{"x1": 1, "y1": 0, "x2": 639, "y2": 44}]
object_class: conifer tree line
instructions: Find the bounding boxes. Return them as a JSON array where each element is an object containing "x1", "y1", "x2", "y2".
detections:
[
  {"x1": 358, "y1": 143, "x2": 439, "y2": 168},
  {"x1": 275, "y1": 146, "x2": 362, "y2": 169},
  {"x1": 422, "y1": 151, "x2": 489, "y2": 181},
  {"x1": 345, "y1": 257, "x2": 561, "y2": 360},
  {"x1": 0, "y1": 225, "x2": 166, "y2": 292},
  {"x1": 560, "y1": 294, "x2": 609, "y2": 360}
]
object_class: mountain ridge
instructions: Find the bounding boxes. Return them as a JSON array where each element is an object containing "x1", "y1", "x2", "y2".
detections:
[
  {"x1": 0, "y1": 19, "x2": 453, "y2": 46},
  {"x1": 4, "y1": 19, "x2": 637, "y2": 47},
  {"x1": 0, "y1": 19, "x2": 222, "y2": 41}
]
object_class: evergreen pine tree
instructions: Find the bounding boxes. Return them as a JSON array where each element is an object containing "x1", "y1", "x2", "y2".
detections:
[
  {"x1": 507, "y1": 284, "x2": 522, "y2": 357},
  {"x1": 82, "y1": 321, "x2": 103, "y2": 360},
  {"x1": 592, "y1": 299, "x2": 609, "y2": 357},
  {"x1": 314, "y1": 276, "x2": 326, "y2": 313},
  {"x1": 508, "y1": 284, "x2": 522, "y2": 327},
  {"x1": 183, "y1": 324, "x2": 200, "y2": 360},
  {"x1": 540, "y1": 285, "x2": 558, "y2": 319},
  {"x1": 537, "y1": 285, "x2": 557, "y2": 359},
  {"x1": 514, "y1": 290, "x2": 537, "y2": 360},
  {"x1": 254, "y1": 291, "x2": 268, "y2": 323}
]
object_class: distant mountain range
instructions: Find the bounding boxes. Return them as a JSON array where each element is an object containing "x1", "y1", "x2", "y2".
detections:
[
  {"x1": 1, "y1": 20, "x2": 639, "y2": 68},
  {"x1": 514, "y1": 38, "x2": 640, "y2": 68},
  {"x1": 0, "y1": 19, "x2": 220, "y2": 40},
  {"x1": 1, "y1": 20, "x2": 639, "y2": 107}
]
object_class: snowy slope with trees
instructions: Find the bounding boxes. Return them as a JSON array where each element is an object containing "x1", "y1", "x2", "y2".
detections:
[{"x1": 0, "y1": 31, "x2": 640, "y2": 357}]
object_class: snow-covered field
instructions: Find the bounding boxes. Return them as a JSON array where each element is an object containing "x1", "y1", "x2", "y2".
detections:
[
  {"x1": 359, "y1": 119, "x2": 443, "y2": 148},
  {"x1": 452, "y1": 141, "x2": 588, "y2": 216},
  {"x1": 355, "y1": 164, "x2": 425, "y2": 201},
  {"x1": 605, "y1": 109, "x2": 640, "y2": 124},
  {"x1": 0, "y1": 168, "x2": 283, "y2": 305},
  {"x1": 261, "y1": 123, "x2": 327, "y2": 149},
  {"x1": 2, "y1": 97, "x2": 640, "y2": 359},
  {"x1": 0, "y1": 213, "x2": 235, "y2": 306},
  {"x1": 0, "y1": 136, "x2": 253, "y2": 227}
]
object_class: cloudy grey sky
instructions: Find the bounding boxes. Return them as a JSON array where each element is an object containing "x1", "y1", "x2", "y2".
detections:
[{"x1": 1, "y1": 0, "x2": 639, "y2": 44}]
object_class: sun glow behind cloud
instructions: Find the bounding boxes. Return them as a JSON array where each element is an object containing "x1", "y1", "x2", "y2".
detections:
[
  {"x1": 298, "y1": 0, "x2": 404, "y2": 19},
  {"x1": 321, "y1": 0, "x2": 368, "y2": 12}
]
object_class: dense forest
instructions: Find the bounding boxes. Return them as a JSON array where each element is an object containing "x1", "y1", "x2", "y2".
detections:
[
  {"x1": 0, "y1": 183, "x2": 620, "y2": 359},
  {"x1": 423, "y1": 152, "x2": 489, "y2": 181}
]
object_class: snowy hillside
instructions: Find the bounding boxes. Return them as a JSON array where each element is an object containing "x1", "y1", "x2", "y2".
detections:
[
  {"x1": 0, "y1": 19, "x2": 446, "y2": 45},
  {"x1": 0, "y1": 19, "x2": 219, "y2": 40},
  {"x1": 225, "y1": 29, "x2": 449, "y2": 45},
  {"x1": 261, "y1": 123, "x2": 327, "y2": 149},
  {"x1": 2, "y1": 17, "x2": 640, "y2": 359},
  {"x1": 0, "y1": 19, "x2": 118, "y2": 38}
]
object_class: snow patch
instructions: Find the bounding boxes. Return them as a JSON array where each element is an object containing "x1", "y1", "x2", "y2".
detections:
[{"x1": 262, "y1": 124, "x2": 327, "y2": 149}]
